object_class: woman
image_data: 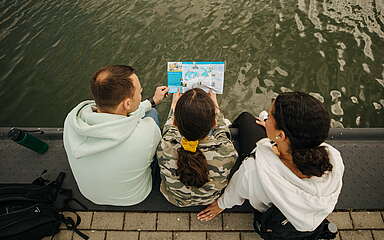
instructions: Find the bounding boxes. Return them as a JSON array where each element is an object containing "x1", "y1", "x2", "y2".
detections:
[
  {"x1": 197, "y1": 92, "x2": 344, "y2": 232},
  {"x1": 156, "y1": 88, "x2": 237, "y2": 207}
]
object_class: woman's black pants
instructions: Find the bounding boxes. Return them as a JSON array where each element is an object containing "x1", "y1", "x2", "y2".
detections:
[{"x1": 229, "y1": 112, "x2": 267, "y2": 176}]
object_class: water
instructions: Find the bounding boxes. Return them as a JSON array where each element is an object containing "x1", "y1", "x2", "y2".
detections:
[{"x1": 0, "y1": 0, "x2": 383, "y2": 128}]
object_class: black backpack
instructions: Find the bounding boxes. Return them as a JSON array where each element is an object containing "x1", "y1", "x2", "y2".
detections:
[
  {"x1": 253, "y1": 205, "x2": 338, "y2": 240},
  {"x1": 0, "y1": 171, "x2": 88, "y2": 240}
]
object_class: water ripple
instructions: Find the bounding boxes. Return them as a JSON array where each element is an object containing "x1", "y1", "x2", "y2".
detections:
[{"x1": 0, "y1": 0, "x2": 383, "y2": 127}]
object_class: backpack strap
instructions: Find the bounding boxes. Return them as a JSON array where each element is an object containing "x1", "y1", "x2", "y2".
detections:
[
  {"x1": 58, "y1": 187, "x2": 88, "y2": 211},
  {"x1": 31, "y1": 170, "x2": 49, "y2": 186},
  {"x1": 253, "y1": 209, "x2": 264, "y2": 235},
  {"x1": 59, "y1": 211, "x2": 89, "y2": 240},
  {"x1": 54, "y1": 172, "x2": 66, "y2": 188},
  {"x1": 47, "y1": 172, "x2": 66, "y2": 201}
]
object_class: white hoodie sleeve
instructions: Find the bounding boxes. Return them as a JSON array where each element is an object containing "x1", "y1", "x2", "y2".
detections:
[
  {"x1": 217, "y1": 161, "x2": 249, "y2": 209},
  {"x1": 140, "y1": 100, "x2": 161, "y2": 160},
  {"x1": 142, "y1": 99, "x2": 153, "y2": 113},
  {"x1": 128, "y1": 100, "x2": 152, "y2": 119},
  {"x1": 149, "y1": 124, "x2": 162, "y2": 162}
]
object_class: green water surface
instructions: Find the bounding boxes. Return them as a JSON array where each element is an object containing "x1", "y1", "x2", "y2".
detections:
[{"x1": 0, "y1": 0, "x2": 383, "y2": 127}]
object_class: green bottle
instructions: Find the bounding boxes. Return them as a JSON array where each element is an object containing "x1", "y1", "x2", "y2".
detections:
[{"x1": 8, "y1": 128, "x2": 49, "y2": 154}]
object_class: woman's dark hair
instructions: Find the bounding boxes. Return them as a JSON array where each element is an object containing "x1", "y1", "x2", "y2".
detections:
[
  {"x1": 174, "y1": 88, "x2": 216, "y2": 187},
  {"x1": 91, "y1": 65, "x2": 135, "y2": 109},
  {"x1": 272, "y1": 92, "x2": 332, "y2": 177}
]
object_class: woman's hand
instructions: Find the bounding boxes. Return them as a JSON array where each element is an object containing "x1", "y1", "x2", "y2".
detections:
[
  {"x1": 197, "y1": 200, "x2": 224, "y2": 221},
  {"x1": 255, "y1": 117, "x2": 266, "y2": 128},
  {"x1": 171, "y1": 90, "x2": 182, "y2": 111}
]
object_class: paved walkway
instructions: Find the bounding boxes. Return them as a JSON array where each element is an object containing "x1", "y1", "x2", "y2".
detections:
[{"x1": 44, "y1": 211, "x2": 384, "y2": 240}]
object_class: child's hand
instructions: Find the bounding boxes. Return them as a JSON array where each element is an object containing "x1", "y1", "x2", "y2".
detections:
[
  {"x1": 208, "y1": 91, "x2": 219, "y2": 111},
  {"x1": 171, "y1": 89, "x2": 182, "y2": 110}
]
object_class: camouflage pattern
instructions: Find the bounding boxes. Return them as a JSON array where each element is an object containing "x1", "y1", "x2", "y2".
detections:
[{"x1": 156, "y1": 109, "x2": 238, "y2": 207}]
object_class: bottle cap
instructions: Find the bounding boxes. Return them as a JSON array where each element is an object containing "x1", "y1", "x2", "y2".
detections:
[
  {"x1": 8, "y1": 128, "x2": 24, "y2": 141},
  {"x1": 259, "y1": 110, "x2": 269, "y2": 121},
  {"x1": 328, "y1": 222, "x2": 338, "y2": 233}
]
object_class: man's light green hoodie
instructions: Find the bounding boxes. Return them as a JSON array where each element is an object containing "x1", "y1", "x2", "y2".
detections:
[{"x1": 63, "y1": 99, "x2": 161, "y2": 206}]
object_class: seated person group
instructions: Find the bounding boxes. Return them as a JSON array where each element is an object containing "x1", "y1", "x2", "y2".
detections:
[{"x1": 64, "y1": 65, "x2": 344, "y2": 232}]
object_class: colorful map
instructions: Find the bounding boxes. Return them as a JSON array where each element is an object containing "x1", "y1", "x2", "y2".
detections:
[{"x1": 167, "y1": 62, "x2": 225, "y2": 94}]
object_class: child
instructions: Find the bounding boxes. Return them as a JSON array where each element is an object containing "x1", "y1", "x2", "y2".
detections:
[{"x1": 157, "y1": 88, "x2": 237, "y2": 207}]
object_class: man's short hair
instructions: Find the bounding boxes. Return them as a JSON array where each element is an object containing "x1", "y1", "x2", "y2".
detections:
[{"x1": 91, "y1": 65, "x2": 135, "y2": 108}]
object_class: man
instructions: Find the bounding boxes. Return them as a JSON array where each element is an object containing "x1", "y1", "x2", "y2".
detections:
[{"x1": 63, "y1": 65, "x2": 168, "y2": 206}]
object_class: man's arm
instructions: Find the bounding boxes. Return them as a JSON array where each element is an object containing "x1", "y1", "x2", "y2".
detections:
[{"x1": 144, "y1": 86, "x2": 169, "y2": 112}]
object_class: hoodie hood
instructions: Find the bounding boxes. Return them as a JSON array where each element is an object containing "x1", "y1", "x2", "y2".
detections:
[
  {"x1": 64, "y1": 100, "x2": 146, "y2": 158},
  {"x1": 255, "y1": 138, "x2": 344, "y2": 231}
]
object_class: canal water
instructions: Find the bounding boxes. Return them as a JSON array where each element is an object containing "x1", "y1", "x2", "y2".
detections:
[{"x1": 0, "y1": 0, "x2": 383, "y2": 127}]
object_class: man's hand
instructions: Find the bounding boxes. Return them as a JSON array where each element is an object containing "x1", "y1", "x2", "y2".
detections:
[
  {"x1": 153, "y1": 86, "x2": 169, "y2": 105},
  {"x1": 171, "y1": 90, "x2": 182, "y2": 111},
  {"x1": 197, "y1": 200, "x2": 224, "y2": 221}
]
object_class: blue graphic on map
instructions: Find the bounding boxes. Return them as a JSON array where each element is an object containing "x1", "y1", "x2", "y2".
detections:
[{"x1": 167, "y1": 62, "x2": 225, "y2": 94}]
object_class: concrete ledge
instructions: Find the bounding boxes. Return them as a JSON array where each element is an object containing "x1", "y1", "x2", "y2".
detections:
[
  {"x1": 1, "y1": 127, "x2": 384, "y2": 140},
  {"x1": 0, "y1": 127, "x2": 64, "y2": 140},
  {"x1": 328, "y1": 128, "x2": 384, "y2": 140},
  {"x1": 0, "y1": 127, "x2": 383, "y2": 211}
]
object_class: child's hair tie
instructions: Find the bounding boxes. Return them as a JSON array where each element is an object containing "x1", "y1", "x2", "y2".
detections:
[{"x1": 181, "y1": 137, "x2": 199, "y2": 153}]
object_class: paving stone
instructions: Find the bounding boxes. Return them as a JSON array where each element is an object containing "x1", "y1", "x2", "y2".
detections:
[
  {"x1": 327, "y1": 212, "x2": 353, "y2": 230},
  {"x1": 73, "y1": 230, "x2": 105, "y2": 240},
  {"x1": 339, "y1": 230, "x2": 373, "y2": 240},
  {"x1": 207, "y1": 232, "x2": 240, "y2": 240},
  {"x1": 42, "y1": 230, "x2": 73, "y2": 240},
  {"x1": 372, "y1": 231, "x2": 384, "y2": 240},
  {"x1": 351, "y1": 212, "x2": 384, "y2": 229},
  {"x1": 241, "y1": 232, "x2": 263, "y2": 240},
  {"x1": 140, "y1": 232, "x2": 172, "y2": 240},
  {"x1": 190, "y1": 213, "x2": 222, "y2": 230},
  {"x1": 124, "y1": 213, "x2": 157, "y2": 230},
  {"x1": 106, "y1": 231, "x2": 139, "y2": 240},
  {"x1": 157, "y1": 213, "x2": 189, "y2": 230},
  {"x1": 60, "y1": 211, "x2": 93, "y2": 229},
  {"x1": 335, "y1": 233, "x2": 341, "y2": 240},
  {"x1": 223, "y1": 213, "x2": 253, "y2": 230},
  {"x1": 92, "y1": 212, "x2": 124, "y2": 230},
  {"x1": 174, "y1": 232, "x2": 206, "y2": 240}
]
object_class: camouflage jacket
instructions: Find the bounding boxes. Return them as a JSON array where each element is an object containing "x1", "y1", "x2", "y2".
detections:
[{"x1": 156, "y1": 109, "x2": 238, "y2": 207}]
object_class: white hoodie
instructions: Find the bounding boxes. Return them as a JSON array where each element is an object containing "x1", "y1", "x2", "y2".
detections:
[
  {"x1": 218, "y1": 138, "x2": 344, "y2": 231},
  {"x1": 63, "y1": 100, "x2": 161, "y2": 206}
]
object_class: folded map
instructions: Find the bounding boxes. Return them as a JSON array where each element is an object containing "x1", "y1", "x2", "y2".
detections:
[{"x1": 167, "y1": 62, "x2": 225, "y2": 94}]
